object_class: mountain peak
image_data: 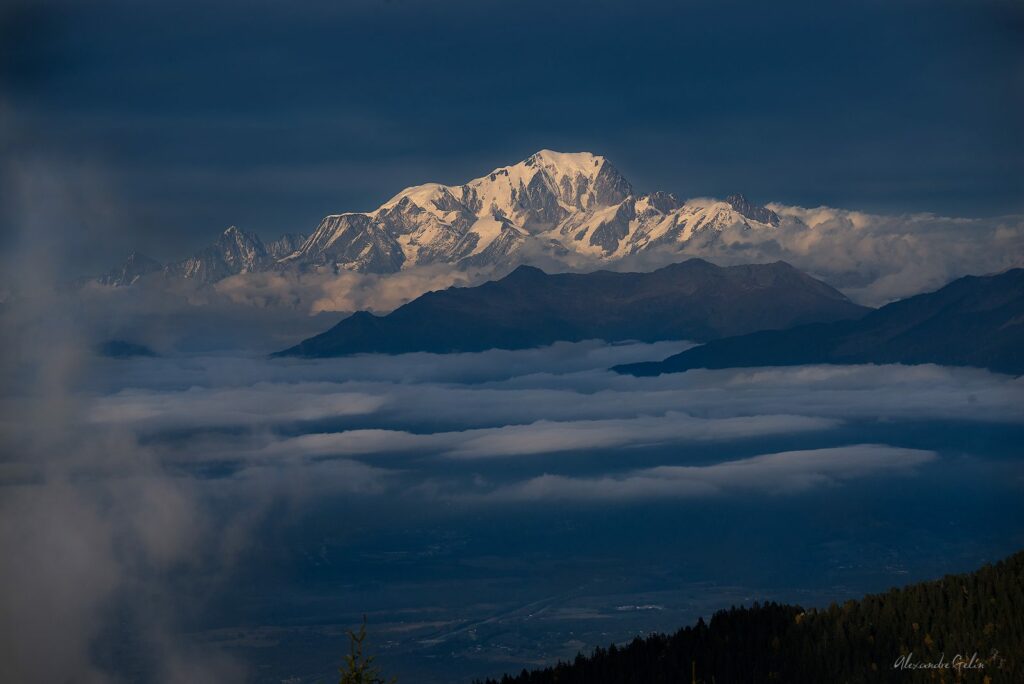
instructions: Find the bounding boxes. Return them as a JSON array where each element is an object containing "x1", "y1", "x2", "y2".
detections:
[
  {"x1": 97, "y1": 150, "x2": 786, "y2": 281},
  {"x1": 218, "y1": 225, "x2": 264, "y2": 249},
  {"x1": 726, "y1": 194, "x2": 780, "y2": 226},
  {"x1": 524, "y1": 150, "x2": 606, "y2": 177},
  {"x1": 503, "y1": 264, "x2": 548, "y2": 280},
  {"x1": 125, "y1": 250, "x2": 159, "y2": 265},
  {"x1": 96, "y1": 251, "x2": 162, "y2": 287}
]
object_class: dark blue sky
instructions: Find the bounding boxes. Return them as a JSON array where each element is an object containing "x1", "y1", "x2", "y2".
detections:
[{"x1": 1, "y1": 0, "x2": 1022, "y2": 270}]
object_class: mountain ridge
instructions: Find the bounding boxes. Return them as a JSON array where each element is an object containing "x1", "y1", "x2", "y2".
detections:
[
  {"x1": 614, "y1": 267, "x2": 1024, "y2": 376},
  {"x1": 274, "y1": 258, "x2": 869, "y2": 357}
]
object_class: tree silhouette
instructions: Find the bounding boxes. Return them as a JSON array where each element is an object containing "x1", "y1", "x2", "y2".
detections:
[
  {"x1": 339, "y1": 616, "x2": 396, "y2": 684},
  {"x1": 474, "y1": 550, "x2": 1024, "y2": 684}
]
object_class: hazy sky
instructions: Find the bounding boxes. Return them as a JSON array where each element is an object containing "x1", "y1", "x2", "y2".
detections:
[{"x1": 1, "y1": 0, "x2": 1022, "y2": 270}]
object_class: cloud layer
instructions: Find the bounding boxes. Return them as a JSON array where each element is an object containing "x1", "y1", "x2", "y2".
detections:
[
  {"x1": 22, "y1": 202, "x2": 1021, "y2": 355},
  {"x1": 192, "y1": 205, "x2": 1024, "y2": 314},
  {"x1": 5, "y1": 332, "x2": 1023, "y2": 682},
  {"x1": 481, "y1": 445, "x2": 937, "y2": 502}
]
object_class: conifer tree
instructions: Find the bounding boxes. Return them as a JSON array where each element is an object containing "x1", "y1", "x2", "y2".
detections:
[{"x1": 339, "y1": 616, "x2": 396, "y2": 684}]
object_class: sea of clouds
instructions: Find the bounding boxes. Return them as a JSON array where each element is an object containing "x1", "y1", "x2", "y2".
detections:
[{"x1": 4, "y1": 321, "x2": 1023, "y2": 681}]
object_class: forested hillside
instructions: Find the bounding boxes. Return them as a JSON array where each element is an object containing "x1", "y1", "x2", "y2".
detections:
[{"x1": 477, "y1": 551, "x2": 1024, "y2": 683}]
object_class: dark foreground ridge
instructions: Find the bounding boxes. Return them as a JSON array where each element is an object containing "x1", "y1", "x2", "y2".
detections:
[
  {"x1": 274, "y1": 259, "x2": 868, "y2": 357},
  {"x1": 476, "y1": 549, "x2": 1024, "y2": 684},
  {"x1": 616, "y1": 268, "x2": 1024, "y2": 377}
]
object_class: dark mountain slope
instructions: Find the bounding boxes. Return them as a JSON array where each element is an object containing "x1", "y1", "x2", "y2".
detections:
[
  {"x1": 476, "y1": 549, "x2": 1024, "y2": 684},
  {"x1": 275, "y1": 259, "x2": 868, "y2": 357},
  {"x1": 616, "y1": 268, "x2": 1024, "y2": 376}
]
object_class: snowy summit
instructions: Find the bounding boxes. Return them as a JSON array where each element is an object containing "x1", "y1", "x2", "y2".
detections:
[
  {"x1": 280, "y1": 150, "x2": 778, "y2": 273},
  {"x1": 98, "y1": 151, "x2": 780, "y2": 283}
]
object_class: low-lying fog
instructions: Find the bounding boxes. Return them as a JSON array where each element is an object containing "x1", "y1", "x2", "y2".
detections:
[{"x1": 3, "y1": 334, "x2": 1022, "y2": 683}]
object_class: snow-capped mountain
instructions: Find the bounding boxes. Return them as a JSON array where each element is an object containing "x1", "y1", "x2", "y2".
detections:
[
  {"x1": 266, "y1": 232, "x2": 308, "y2": 260},
  {"x1": 283, "y1": 150, "x2": 778, "y2": 273},
  {"x1": 97, "y1": 227, "x2": 312, "y2": 287},
  {"x1": 163, "y1": 226, "x2": 273, "y2": 283},
  {"x1": 96, "y1": 250, "x2": 163, "y2": 287},
  {"x1": 95, "y1": 151, "x2": 779, "y2": 285}
]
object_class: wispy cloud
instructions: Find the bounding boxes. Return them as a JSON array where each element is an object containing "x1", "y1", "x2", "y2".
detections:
[
  {"x1": 88, "y1": 384, "x2": 384, "y2": 430},
  {"x1": 250, "y1": 413, "x2": 835, "y2": 461},
  {"x1": 477, "y1": 445, "x2": 937, "y2": 502}
]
